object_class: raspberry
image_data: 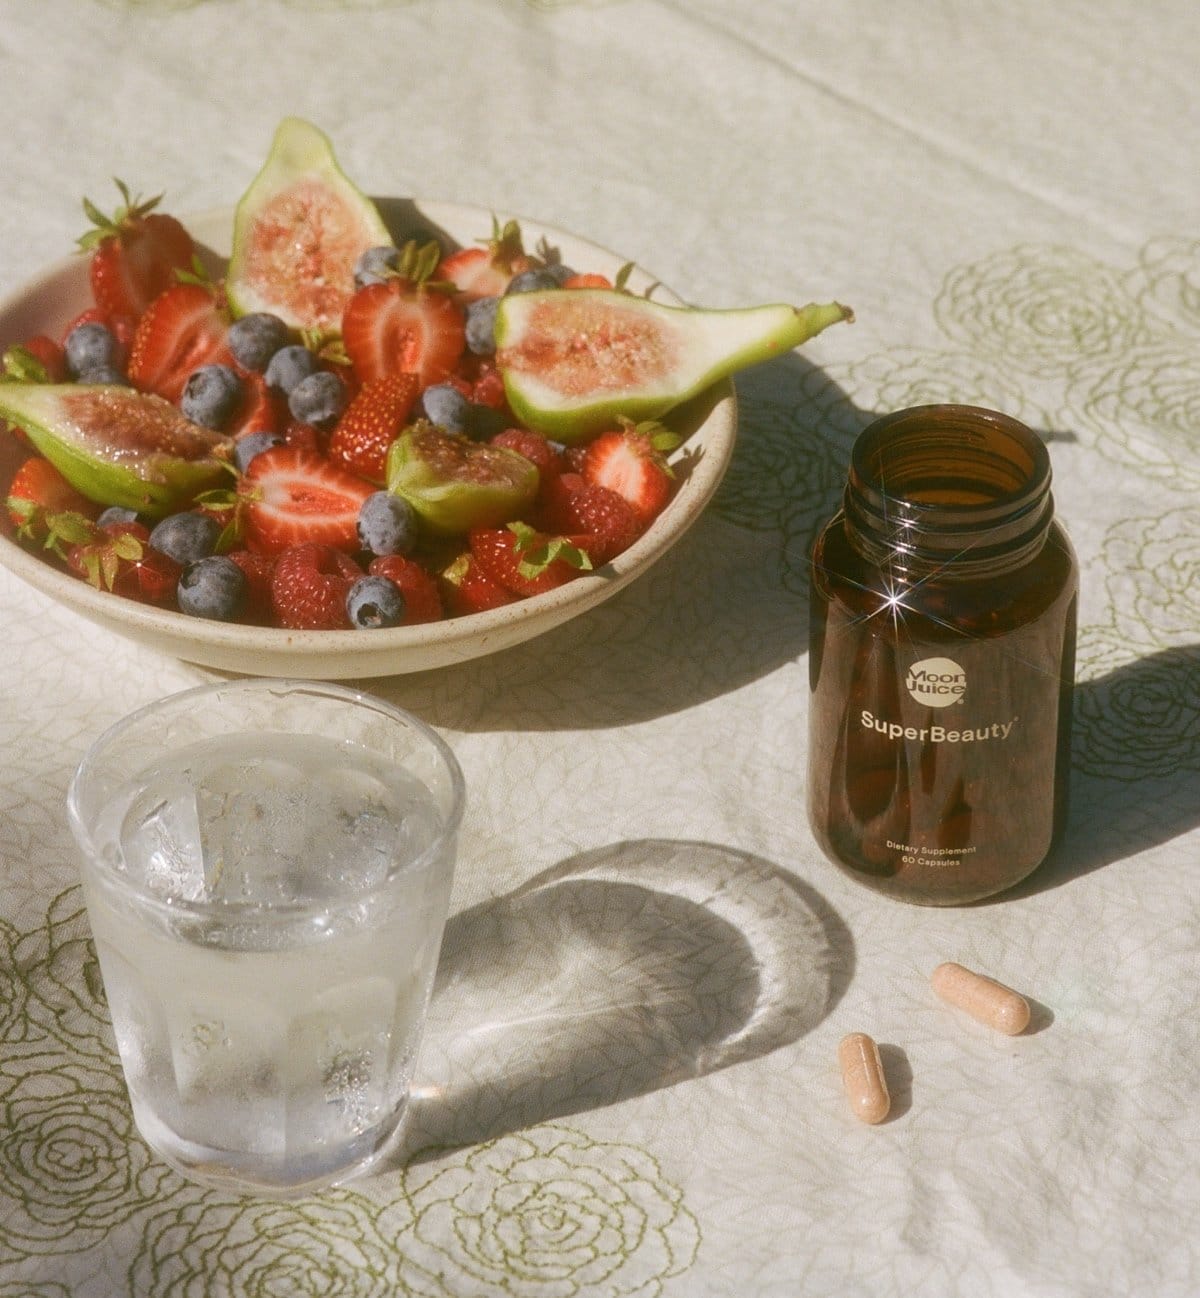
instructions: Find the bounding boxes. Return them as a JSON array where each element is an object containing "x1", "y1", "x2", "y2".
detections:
[
  {"x1": 491, "y1": 428, "x2": 562, "y2": 481},
  {"x1": 270, "y1": 543, "x2": 361, "y2": 630},
  {"x1": 367, "y1": 555, "x2": 444, "y2": 624},
  {"x1": 561, "y1": 481, "x2": 643, "y2": 563}
]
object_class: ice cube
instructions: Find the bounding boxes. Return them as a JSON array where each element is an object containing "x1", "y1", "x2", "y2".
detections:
[{"x1": 119, "y1": 772, "x2": 209, "y2": 902}]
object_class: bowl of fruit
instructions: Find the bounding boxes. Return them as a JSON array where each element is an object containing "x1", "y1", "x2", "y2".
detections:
[{"x1": 0, "y1": 118, "x2": 851, "y2": 679}]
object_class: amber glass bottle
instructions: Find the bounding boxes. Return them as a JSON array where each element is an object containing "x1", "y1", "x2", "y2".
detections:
[{"x1": 808, "y1": 405, "x2": 1077, "y2": 905}]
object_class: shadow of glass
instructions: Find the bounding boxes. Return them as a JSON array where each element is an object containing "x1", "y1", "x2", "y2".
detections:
[
  {"x1": 389, "y1": 839, "x2": 852, "y2": 1164},
  {"x1": 991, "y1": 644, "x2": 1200, "y2": 900}
]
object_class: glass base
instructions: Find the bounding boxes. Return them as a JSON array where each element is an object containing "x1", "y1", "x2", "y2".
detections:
[{"x1": 133, "y1": 1099, "x2": 410, "y2": 1198}]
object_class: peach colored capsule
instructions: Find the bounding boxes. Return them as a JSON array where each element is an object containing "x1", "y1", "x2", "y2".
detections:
[
  {"x1": 838, "y1": 1032, "x2": 890, "y2": 1124},
  {"x1": 931, "y1": 962, "x2": 1031, "y2": 1035}
]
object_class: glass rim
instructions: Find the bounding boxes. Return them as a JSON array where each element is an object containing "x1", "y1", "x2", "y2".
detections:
[{"x1": 66, "y1": 677, "x2": 467, "y2": 921}]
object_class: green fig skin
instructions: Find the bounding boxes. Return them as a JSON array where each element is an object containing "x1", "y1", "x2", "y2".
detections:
[
  {"x1": 225, "y1": 116, "x2": 394, "y2": 335},
  {"x1": 495, "y1": 289, "x2": 853, "y2": 443},
  {"x1": 385, "y1": 421, "x2": 539, "y2": 538},
  {"x1": 0, "y1": 383, "x2": 232, "y2": 517}
]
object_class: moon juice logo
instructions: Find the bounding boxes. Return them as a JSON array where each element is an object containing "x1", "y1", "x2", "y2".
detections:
[{"x1": 905, "y1": 657, "x2": 966, "y2": 707}]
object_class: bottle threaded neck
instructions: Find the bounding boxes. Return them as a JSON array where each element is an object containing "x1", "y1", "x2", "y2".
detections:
[{"x1": 843, "y1": 404, "x2": 1054, "y2": 578}]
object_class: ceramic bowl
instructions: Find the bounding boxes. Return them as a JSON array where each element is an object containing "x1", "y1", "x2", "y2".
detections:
[{"x1": 0, "y1": 201, "x2": 735, "y2": 678}]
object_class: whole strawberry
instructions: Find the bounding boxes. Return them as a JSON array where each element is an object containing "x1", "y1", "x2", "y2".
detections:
[
  {"x1": 328, "y1": 372, "x2": 420, "y2": 483},
  {"x1": 78, "y1": 180, "x2": 196, "y2": 320},
  {"x1": 65, "y1": 519, "x2": 181, "y2": 606}
]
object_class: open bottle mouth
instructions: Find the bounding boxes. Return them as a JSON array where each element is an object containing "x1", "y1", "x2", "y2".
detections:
[{"x1": 844, "y1": 404, "x2": 1055, "y2": 576}]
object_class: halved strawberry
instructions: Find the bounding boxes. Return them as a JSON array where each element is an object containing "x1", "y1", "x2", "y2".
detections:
[
  {"x1": 5, "y1": 456, "x2": 98, "y2": 542},
  {"x1": 341, "y1": 241, "x2": 465, "y2": 390},
  {"x1": 438, "y1": 218, "x2": 532, "y2": 301},
  {"x1": 366, "y1": 554, "x2": 444, "y2": 624},
  {"x1": 78, "y1": 180, "x2": 196, "y2": 320},
  {"x1": 127, "y1": 282, "x2": 232, "y2": 402},
  {"x1": 241, "y1": 445, "x2": 375, "y2": 557},
  {"x1": 468, "y1": 522, "x2": 592, "y2": 598},
  {"x1": 581, "y1": 419, "x2": 680, "y2": 525},
  {"x1": 328, "y1": 372, "x2": 420, "y2": 483}
]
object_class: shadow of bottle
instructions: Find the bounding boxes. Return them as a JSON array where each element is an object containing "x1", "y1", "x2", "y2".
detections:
[
  {"x1": 991, "y1": 643, "x2": 1200, "y2": 899},
  {"x1": 388, "y1": 839, "x2": 852, "y2": 1165}
]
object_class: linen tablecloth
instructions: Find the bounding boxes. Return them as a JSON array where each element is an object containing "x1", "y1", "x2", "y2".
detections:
[{"x1": 1, "y1": 2, "x2": 1197, "y2": 1295}]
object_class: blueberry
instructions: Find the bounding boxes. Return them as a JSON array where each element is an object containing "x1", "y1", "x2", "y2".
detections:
[
  {"x1": 148, "y1": 511, "x2": 222, "y2": 565},
  {"x1": 77, "y1": 364, "x2": 129, "y2": 386},
  {"x1": 353, "y1": 245, "x2": 401, "y2": 288},
  {"x1": 227, "y1": 312, "x2": 289, "y2": 371},
  {"x1": 288, "y1": 370, "x2": 347, "y2": 428},
  {"x1": 357, "y1": 491, "x2": 419, "y2": 556},
  {"x1": 181, "y1": 363, "x2": 243, "y2": 431},
  {"x1": 505, "y1": 268, "x2": 562, "y2": 295},
  {"x1": 233, "y1": 430, "x2": 285, "y2": 474},
  {"x1": 465, "y1": 296, "x2": 499, "y2": 355},
  {"x1": 177, "y1": 555, "x2": 246, "y2": 622},
  {"x1": 64, "y1": 321, "x2": 119, "y2": 378},
  {"x1": 420, "y1": 383, "x2": 471, "y2": 434},
  {"x1": 264, "y1": 344, "x2": 318, "y2": 395},
  {"x1": 97, "y1": 506, "x2": 139, "y2": 527},
  {"x1": 346, "y1": 575, "x2": 406, "y2": 629}
]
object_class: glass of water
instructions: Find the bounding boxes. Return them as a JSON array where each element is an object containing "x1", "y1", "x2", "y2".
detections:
[{"x1": 66, "y1": 679, "x2": 465, "y2": 1197}]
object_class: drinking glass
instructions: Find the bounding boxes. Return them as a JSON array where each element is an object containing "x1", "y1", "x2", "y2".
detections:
[{"x1": 67, "y1": 678, "x2": 465, "y2": 1196}]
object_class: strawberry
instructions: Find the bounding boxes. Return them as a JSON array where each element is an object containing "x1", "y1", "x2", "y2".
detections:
[
  {"x1": 4, "y1": 336, "x2": 68, "y2": 384},
  {"x1": 77, "y1": 180, "x2": 195, "y2": 320},
  {"x1": 5, "y1": 456, "x2": 97, "y2": 542},
  {"x1": 60, "y1": 307, "x2": 138, "y2": 367},
  {"x1": 561, "y1": 272, "x2": 613, "y2": 289},
  {"x1": 468, "y1": 522, "x2": 592, "y2": 598},
  {"x1": 469, "y1": 361, "x2": 509, "y2": 411},
  {"x1": 341, "y1": 241, "x2": 466, "y2": 390},
  {"x1": 227, "y1": 372, "x2": 284, "y2": 438},
  {"x1": 241, "y1": 445, "x2": 375, "y2": 557},
  {"x1": 438, "y1": 218, "x2": 531, "y2": 301},
  {"x1": 440, "y1": 550, "x2": 517, "y2": 616},
  {"x1": 127, "y1": 281, "x2": 232, "y2": 402},
  {"x1": 65, "y1": 519, "x2": 181, "y2": 605},
  {"x1": 328, "y1": 372, "x2": 420, "y2": 483},
  {"x1": 366, "y1": 555, "x2": 444, "y2": 624},
  {"x1": 225, "y1": 548, "x2": 276, "y2": 624},
  {"x1": 581, "y1": 419, "x2": 681, "y2": 525},
  {"x1": 270, "y1": 542, "x2": 361, "y2": 630}
]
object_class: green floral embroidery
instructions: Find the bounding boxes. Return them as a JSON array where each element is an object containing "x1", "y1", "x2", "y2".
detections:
[
  {"x1": 381, "y1": 1125, "x2": 701, "y2": 1297},
  {"x1": 127, "y1": 1192, "x2": 397, "y2": 1296},
  {"x1": 0, "y1": 1063, "x2": 179, "y2": 1264},
  {"x1": 933, "y1": 243, "x2": 1154, "y2": 374},
  {"x1": 21, "y1": 889, "x2": 115, "y2": 1065}
]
